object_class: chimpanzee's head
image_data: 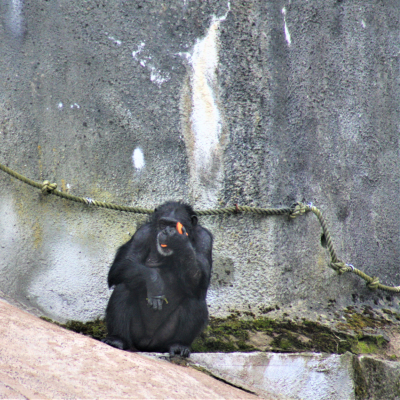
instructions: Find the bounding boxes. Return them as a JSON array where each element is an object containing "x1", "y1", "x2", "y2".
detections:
[{"x1": 152, "y1": 202, "x2": 198, "y2": 256}]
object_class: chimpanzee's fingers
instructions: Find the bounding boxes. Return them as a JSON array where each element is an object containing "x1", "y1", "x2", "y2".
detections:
[
  {"x1": 147, "y1": 296, "x2": 164, "y2": 310},
  {"x1": 147, "y1": 297, "x2": 159, "y2": 310}
]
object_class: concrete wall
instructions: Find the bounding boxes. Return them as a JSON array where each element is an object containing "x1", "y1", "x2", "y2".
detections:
[{"x1": 0, "y1": 0, "x2": 399, "y2": 322}]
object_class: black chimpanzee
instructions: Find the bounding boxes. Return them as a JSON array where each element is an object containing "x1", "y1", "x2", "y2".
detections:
[{"x1": 103, "y1": 201, "x2": 213, "y2": 357}]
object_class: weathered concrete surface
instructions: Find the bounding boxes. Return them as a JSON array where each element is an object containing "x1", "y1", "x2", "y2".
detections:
[
  {"x1": 355, "y1": 356, "x2": 400, "y2": 400},
  {"x1": 191, "y1": 352, "x2": 355, "y2": 400},
  {"x1": 192, "y1": 352, "x2": 400, "y2": 400},
  {"x1": 0, "y1": 0, "x2": 399, "y2": 324},
  {"x1": 144, "y1": 349, "x2": 400, "y2": 400},
  {"x1": 0, "y1": 300, "x2": 260, "y2": 399}
]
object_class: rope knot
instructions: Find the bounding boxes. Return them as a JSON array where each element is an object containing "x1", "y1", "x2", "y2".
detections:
[
  {"x1": 290, "y1": 203, "x2": 308, "y2": 219},
  {"x1": 330, "y1": 261, "x2": 348, "y2": 274},
  {"x1": 41, "y1": 180, "x2": 57, "y2": 194},
  {"x1": 367, "y1": 276, "x2": 380, "y2": 290}
]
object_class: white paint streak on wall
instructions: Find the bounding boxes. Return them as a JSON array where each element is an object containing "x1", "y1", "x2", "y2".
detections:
[
  {"x1": 132, "y1": 148, "x2": 145, "y2": 170},
  {"x1": 0, "y1": 198, "x2": 22, "y2": 297},
  {"x1": 108, "y1": 35, "x2": 122, "y2": 46},
  {"x1": 190, "y1": 25, "x2": 221, "y2": 170},
  {"x1": 190, "y1": 8, "x2": 228, "y2": 171},
  {"x1": 176, "y1": 51, "x2": 192, "y2": 62},
  {"x1": 132, "y1": 42, "x2": 170, "y2": 87},
  {"x1": 7, "y1": 0, "x2": 24, "y2": 37},
  {"x1": 0, "y1": 198, "x2": 18, "y2": 257},
  {"x1": 132, "y1": 42, "x2": 145, "y2": 58},
  {"x1": 183, "y1": 3, "x2": 230, "y2": 207},
  {"x1": 150, "y1": 67, "x2": 170, "y2": 87},
  {"x1": 282, "y1": 7, "x2": 291, "y2": 46}
]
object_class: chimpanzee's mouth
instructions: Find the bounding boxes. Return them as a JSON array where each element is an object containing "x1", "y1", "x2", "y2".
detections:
[{"x1": 156, "y1": 232, "x2": 174, "y2": 256}]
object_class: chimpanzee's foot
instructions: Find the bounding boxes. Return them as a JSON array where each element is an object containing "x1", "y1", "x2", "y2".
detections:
[
  {"x1": 169, "y1": 344, "x2": 190, "y2": 358},
  {"x1": 102, "y1": 335, "x2": 127, "y2": 350}
]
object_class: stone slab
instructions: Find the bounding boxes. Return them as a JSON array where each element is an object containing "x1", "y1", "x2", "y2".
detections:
[
  {"x1": 0, "y1": 300, "x2": 260, "y2": 400},
  {"x1": 191, "y1": 352, "x2": 355, "y2": 400}
]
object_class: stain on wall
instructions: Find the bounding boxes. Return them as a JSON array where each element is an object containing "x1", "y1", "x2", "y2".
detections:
[
  {"x1": 181, "y1": 4, "x2": 230, "y2": 207},
  {"x1": 4, "y1": 0, "x2": 25, "y2": 38}
]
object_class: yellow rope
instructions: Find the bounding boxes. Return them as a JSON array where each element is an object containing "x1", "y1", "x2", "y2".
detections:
[{"x1": 291, "y1": 203, "x2": 400, "y2": 293}]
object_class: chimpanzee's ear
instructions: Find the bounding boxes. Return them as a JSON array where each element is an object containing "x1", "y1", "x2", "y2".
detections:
[{"x1": 191, "y1": 215, "x2": 198, "y2": 226}]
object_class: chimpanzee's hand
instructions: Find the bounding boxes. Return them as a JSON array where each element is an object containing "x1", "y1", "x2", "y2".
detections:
[
  {"x1": 158, "y1": 225, "x2": 190, "y2": 250},
  {"x1": 146, "y1": 269, "x2": 166, "y2": 311}
]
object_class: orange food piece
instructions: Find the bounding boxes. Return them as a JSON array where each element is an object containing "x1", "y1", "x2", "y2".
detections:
[
  {"x1": 176, "y1": 222, "x2": 184, "y2": 234},
  {"x1": 160, "y1": 244, "x2": 167, "y2": 248},
  {"x1": 176, "y1": 222, "x2": 188, "y2": 236}
]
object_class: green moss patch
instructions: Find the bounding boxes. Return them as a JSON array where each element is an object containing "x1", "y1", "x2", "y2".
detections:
[
  {"x1": 41, "y1": 307, "x2": 391, "y2": 357},
  {"x1": 40, "y1": 317, "x2": 107, "y2": 341},
  {"x1": 335, "y1": 306, "x2": 390, "y2": 334},
  {"x1": 191, "y1": 312, "x2": 389, "y2": 355}
]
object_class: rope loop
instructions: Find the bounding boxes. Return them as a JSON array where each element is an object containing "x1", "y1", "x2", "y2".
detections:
[
  {"x1": 41, "y1": 180, "x2": 57, "y2": 195},
  {"x1": 330, "y1": 261, "x2": 349, "y2": 274},
  {"x1": 367, "y1": 276, "x2": 380, "y2": 290},
  {"x1": 289, "y1": 202, "x2": 309, "y2": 219}
]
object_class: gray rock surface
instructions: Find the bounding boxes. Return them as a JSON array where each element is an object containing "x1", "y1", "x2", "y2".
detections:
[
  {"x1": 144, "y1": 350, "x2": 400, "y2": 400},
  {"x1": 191, "y1": 352, "x2": 356, "y2": 400},
  {"x1": 355, "y1": 355, "x2": 400, "y2": 400},
  {"x1": 0, "y1": 0, "x2": 399, "y2": 322}
]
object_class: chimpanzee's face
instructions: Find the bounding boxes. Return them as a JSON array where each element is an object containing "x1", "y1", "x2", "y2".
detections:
[{"x1": 153, "y1": 203, "x2": 196, "y2": 257}]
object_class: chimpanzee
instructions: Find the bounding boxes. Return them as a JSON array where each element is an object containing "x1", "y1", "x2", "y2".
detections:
[{"x1": 103, "y1": 201, "x2": 213, "y2": 357}]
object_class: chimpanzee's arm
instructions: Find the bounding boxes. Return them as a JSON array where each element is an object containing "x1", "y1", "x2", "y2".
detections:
[
  {"x1": 170, "y1": 226, "x2": 213, "y2": 294},
  {"x1": 108, "y1": 224, "x2": 150, "y2": 288},
  {"x1": 192, "y1": 226, "x2": 213, "y2": 288},
  {"x1": 108, "y1": 224, "x2": 165, "y2": 310}
]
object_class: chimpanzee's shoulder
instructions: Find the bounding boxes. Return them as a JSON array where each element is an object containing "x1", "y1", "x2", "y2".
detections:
[{"x1": 194, "y1": 225, "x2": 213, "y2": 244}]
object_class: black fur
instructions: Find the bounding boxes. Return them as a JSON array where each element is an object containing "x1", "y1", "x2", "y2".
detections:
[{"x1": 104, "y1": 201, "x2": 213, "y2": 357}]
